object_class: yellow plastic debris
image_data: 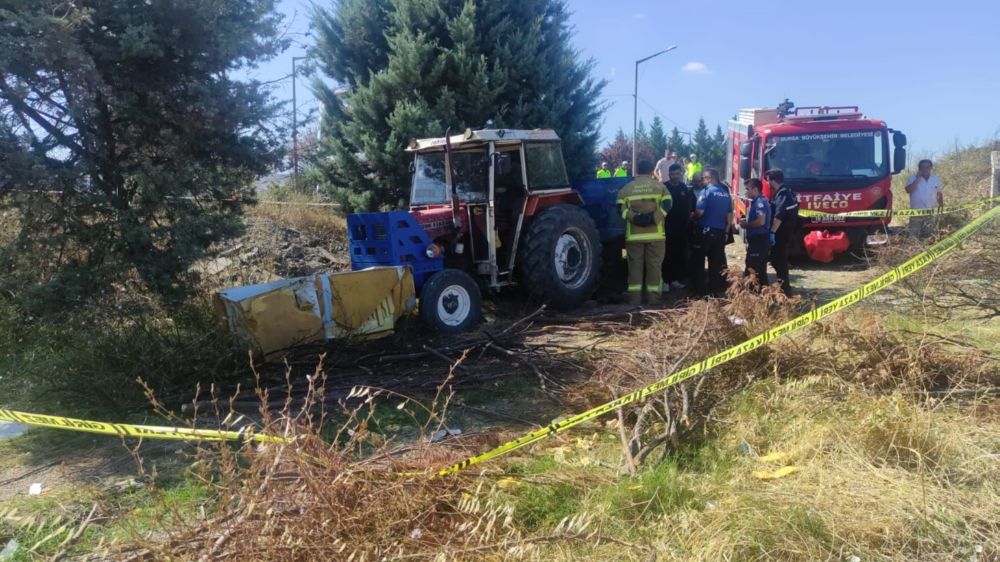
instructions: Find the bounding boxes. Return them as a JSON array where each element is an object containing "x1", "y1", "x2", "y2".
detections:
[
  {"x1": 216, "y1": 266, "x2": 416, "y2": 359},
  {"x1": 496, "y1": 477, "x2": 520, "y2": 489},
  {"x1": 752, "y1": 466, "x2": 801, "y2": 480},
  {"x1": 759, "y1": 451, "x2": 790, "y2": 464}
]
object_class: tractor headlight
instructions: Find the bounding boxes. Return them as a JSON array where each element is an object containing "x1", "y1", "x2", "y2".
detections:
[{"x1": 425, "y1": 244, "x2": 442, "y2": 259}]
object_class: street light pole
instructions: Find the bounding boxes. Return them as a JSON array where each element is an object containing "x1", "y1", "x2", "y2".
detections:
[
  {"x1": 632, "y1": 45, "x2": 677, "y2": 176},
  {"x1": 291, "y1": 55, "x2": 310, "y2": 191}
]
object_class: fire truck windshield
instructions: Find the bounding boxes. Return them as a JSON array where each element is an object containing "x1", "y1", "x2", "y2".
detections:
[
  {"x1": 764, "y1": 130, "x2": 888, "y2": 184},
  {"x1": 411, "y1": 150, "x2": 488, "y2": 205}
]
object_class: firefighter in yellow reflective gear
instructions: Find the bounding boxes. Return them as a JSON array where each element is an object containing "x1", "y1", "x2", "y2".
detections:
[
  {"x1": 617, "y1": 159, "x2": 673, "y2": 305},
  {"x1": 596, "y1": 161, "x2": 612, "y2": 179}
]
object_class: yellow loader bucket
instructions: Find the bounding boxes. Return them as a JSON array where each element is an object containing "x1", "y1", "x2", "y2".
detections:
[{"x1": 216, "y1": 266, "x2": 416, "y2": 359}]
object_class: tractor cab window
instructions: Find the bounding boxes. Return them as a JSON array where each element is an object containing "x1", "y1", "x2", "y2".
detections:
[
  {"x1": 411, "y1": 149, "x2": 488, "y2": 205},
  {"x1": 525, "y1": 142, "x2": 569, "y2": 190},
  {"x1": 764, "y1": 130, "x2": 888, "y2": 185}
]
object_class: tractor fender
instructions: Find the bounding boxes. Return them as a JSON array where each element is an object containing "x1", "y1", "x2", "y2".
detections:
[{"x1": 524, "y1": 192, "x2": 584, "y2": 218}]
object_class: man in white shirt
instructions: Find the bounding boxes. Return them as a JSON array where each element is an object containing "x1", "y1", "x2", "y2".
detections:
[
  {"x1": 904, "y1": 159, "x2": 943, "y2": 237},
  {"x1": 654, "y1": 150, "x2": 677, "y2": 183}
]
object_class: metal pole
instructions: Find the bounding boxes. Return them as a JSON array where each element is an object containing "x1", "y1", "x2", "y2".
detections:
[
  {"x1": 292, "y1": 56, "x2": 299, "y2": 191},
  {"x1": 631, "y1": 46, "x2": 677, "y2": 177},
  {"x1": 632, "y1": 60, "x2": 639, "y2": 177},
  {"x1": 992, "y1": 151, "x2": 999, "y2": 198}
]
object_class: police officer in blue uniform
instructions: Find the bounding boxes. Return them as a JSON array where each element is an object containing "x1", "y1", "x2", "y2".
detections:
[
  {"x1": 766, "y1": 169, "x2": 799, "y2": 296},
  {"x1": 691, "y1": 168, "x2": 733, "y2": 297},
  {"x1": 738, "y1": 178, "x2": 771, "y2": 286}
]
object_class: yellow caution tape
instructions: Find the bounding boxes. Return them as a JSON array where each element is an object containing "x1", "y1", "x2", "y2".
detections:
[
  {"x1": 3, "y1": 200, "x2": 998, "y2": 466},
  {"x1": 799, "y1": 196, "x2": 1000, "y2": 220},
  {"x1": 0, "y1": 408, "x2": 288, "y2": 444},
  {"x1": 435, "y1": 202, "x2": 1000, "y2": 477}
]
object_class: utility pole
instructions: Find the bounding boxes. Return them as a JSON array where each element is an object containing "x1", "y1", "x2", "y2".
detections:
[
  {"x1": 632, "y1": 46, "x2": 676, "y2": 176},
  {"x1": 292, "y1": 55, "x2": 310, "y2": 191},
  {"x1": 992, "y1": 150, "x2": 999, "y2": 199}
]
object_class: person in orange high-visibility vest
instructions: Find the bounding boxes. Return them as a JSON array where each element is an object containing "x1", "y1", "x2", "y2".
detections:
[{"x1": 617, "y1": 159, "x2": 672, "y2": 305}]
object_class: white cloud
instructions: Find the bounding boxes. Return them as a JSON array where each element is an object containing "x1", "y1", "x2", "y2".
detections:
[
  {"x1": 682, "y1": 61, "x2": 710, "y2": 75},
  {"x1": 632, "y1": 12, "x2": 646, "y2": 19}
]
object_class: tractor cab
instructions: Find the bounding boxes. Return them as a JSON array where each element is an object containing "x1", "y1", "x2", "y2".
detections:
[
  {"x1": 406, "y1": 129, "x2": 577, "y2": 288},
  {"x1": 348, "y1": 129, "x2": 603, "y2": 332}
]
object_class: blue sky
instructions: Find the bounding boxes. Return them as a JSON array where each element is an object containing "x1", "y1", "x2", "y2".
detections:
[{"x1": 259, "y1": 0, "x2": 1000, "y2": 157}]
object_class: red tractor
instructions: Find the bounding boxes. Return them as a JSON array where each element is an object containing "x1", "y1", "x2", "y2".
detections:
[
  {"x1": 727, "y1": 100, "x2": 908, "y2": 262},
  {"x1": 348, "y1": 129, "x2": 606, "y2": 331}
]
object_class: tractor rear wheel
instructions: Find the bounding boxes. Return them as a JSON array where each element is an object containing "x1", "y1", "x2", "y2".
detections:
[
  {"x1": 419, "y1": 269, "x2": 482, "y2": 332},
  {"x1": 519, "y1": 204, "x2": 602, "y2": 310}
]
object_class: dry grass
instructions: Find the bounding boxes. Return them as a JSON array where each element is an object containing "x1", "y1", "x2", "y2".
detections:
[
  {"x1": 248, "y1": 191, "x2": 346, "y2": 240},
  {"x1": 881, "y1": 144, "x2": 1000, "y2": 320},
  {"x1": 586, "y1": 278, "x2": 800, "y2": 472},
  {"x1": 103, "y1": 360, "x2": 608, "y2": 561},
  {"x1": 632, "y1": 377, "x2": 1000, "y2": 561}
]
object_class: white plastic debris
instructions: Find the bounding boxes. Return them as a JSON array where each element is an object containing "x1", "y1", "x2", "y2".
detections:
[
  {"x1": 409, "y1": 528, "x2": 423, "y2": 540},
  {"x1": 728, "y1": 315, "x2": 747, "y2": 326},
  {"x1": 848, "y1": 556, "x2": 861, "y2": 562},
  {"x1": 28, "y1": 483, "x2": 42, "y2": 496},
  {"x1": 0, "y1": 539, "x2": 19, "y2": 560},
  {"x1": 426, "y1": 428, "x2": 462, "y2": 443}
]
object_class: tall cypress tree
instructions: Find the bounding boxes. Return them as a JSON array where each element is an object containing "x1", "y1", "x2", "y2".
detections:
[
  {"x1": 667, "y1": 127, "x2": 688, "y2": 158},
  {"x1": 635, "y1": 119, "x2": 649, "y2": 155},
  {"x1": 711, "y1": 125, "x2": 727, "y2": 167},
  {"x1": 692, "y1": 117, "x2": 713, "y2": 164},
  {"x1": 313, "y1": 0, "x2": 607, "y2": 211},
  {"x1": 648, "y1": 116, "x2": 668, "y2": 158}
]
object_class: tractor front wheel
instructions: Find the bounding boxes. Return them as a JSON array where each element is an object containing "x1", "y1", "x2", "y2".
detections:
[
  {"x1": 519, "y1": 204, "x2": 602, "y2": 310},
  {"x1": 419, "y1": 269, "x2": 482, "y2": 333}
]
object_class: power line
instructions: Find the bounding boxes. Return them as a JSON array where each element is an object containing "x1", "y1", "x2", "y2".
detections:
[{"x1": 636, "y1": 95, "x2": 688, "y2": 132}]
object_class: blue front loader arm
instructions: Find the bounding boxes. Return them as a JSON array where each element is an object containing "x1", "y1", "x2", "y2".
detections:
[{"x1": 347, "y1": 211, "x2": 445, "y2": 292}]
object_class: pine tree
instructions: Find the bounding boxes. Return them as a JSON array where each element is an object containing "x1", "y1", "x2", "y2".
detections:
[
  {"x1": 635, "y1": 119, "x2": 650, "y2": 154},
  {"x1": 648, "y1": 117, "x2": 668, "y2": 158},
  {"x1": 692, "y1": 118, "x2": 713, "y2": 165},
  {"x1": 0, "y1": 0, "x2": 286, "y2": 306},
  {"x1": 711, "y1": 125, "x2": 727, "y2": 168},
  {"x1": 313, "y1": 0, "x2": 606, "y2": 211},
  {"x1": 667, "y1": 127, "x2": 688, "y2": 158}
]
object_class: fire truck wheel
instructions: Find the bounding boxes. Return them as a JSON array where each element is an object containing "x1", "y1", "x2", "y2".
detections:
[
  {"x1": 520, "y1": 204, "x2": 603, "y2": 310},
  {"x1": 419, "y1": 269, "x2": 482, "y2": 333}
]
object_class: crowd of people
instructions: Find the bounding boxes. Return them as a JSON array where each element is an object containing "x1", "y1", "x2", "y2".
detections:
[{"x1": 611, "y1": 149, "x2": 801, "y2": 305}]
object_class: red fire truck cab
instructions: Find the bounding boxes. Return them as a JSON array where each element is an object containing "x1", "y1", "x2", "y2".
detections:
[{"x1": 726, "y1": 101, "x2": 907, "y2": 262}]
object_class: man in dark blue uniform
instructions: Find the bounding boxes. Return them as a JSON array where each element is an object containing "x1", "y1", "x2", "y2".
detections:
[
  {"x1": 662, "y1": 163, "x2": 694, "y2": 290},
  {"x1": 690, "y1": 168, "x2": 733, "y2": 297},
  {"x1": 738, "y1": 178, "x2": 771, "y2": 286},
  {"x1": 766, "y1": 169, "x2": 799, "y2": 296}
]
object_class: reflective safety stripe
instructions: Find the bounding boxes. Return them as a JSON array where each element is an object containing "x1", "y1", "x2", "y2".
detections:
[
  {"x1": 621, "y1": 192, "x2": 670, "y2": 241},
  {"x1": 621, "y1": 194, "x2": 665, "y2": 204},
  {"x1": 626, "y1": 230, "x2": 665, "y2": 242},
  {"x1": 648, "y1": 279, "x2": 664, "y2": 294},
  {"x1": 627, "y1": 284, "x2": 644, "y2": 293}
]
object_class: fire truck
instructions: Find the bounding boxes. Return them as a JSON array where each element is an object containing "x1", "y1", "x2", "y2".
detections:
[{"x1": 726, "y1": 100, "x2": 908, "y2": 262}]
